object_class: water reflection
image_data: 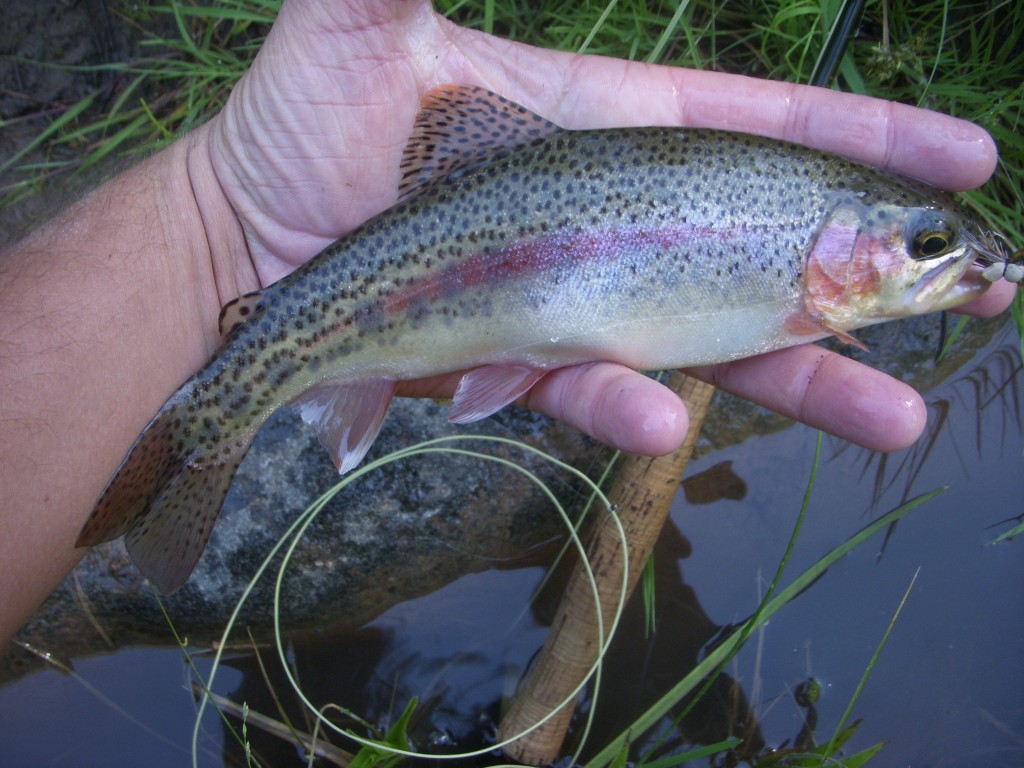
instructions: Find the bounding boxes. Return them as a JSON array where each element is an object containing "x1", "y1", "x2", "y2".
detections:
[
  {"x1": 682, "y1": 461, "x2": 748, "y2": 506},
  {"x1": 833, "y1": 327, "x2": 1023, "y2": 560},
  {"x1": 209, "y1": 519, "x2": 777, "y2": 766},
  {"x1": 837, "y1": 328, "x2": 1022, "y2": 510}
]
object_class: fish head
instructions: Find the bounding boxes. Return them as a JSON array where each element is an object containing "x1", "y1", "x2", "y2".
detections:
[{"x1": 802, "y1": 197, "x2": 994, "y2": 332}]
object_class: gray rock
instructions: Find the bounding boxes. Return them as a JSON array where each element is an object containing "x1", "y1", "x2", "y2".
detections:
[{"x1": 4, "y1": 397, "x2": 606, "y2": 681}]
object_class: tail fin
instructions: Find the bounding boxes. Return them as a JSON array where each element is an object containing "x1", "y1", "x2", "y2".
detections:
[{"x1": 76, "y1": 398, "x2": 254, "y2": 594}]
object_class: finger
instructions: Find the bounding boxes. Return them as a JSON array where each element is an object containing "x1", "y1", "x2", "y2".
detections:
[
  {"x1": 454, "y1": 30, "x2": 995, "y2": 191},
  {"x1": 953, "y1": 278, "x2": 1018, "y2": 317},
  {"x1": 398, "y1": 363, "x2": 690, "y2": 456},
  {"x1": 523, "y1": 363, "x2": 690, "y2": 456},
  {"x1": 689, "y1": 346, "x2": 928, "y2": 452}
]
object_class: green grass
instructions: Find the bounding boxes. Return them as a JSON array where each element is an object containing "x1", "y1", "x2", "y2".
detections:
[
  {"x1": 0, "y1": 0, "x2": 280, "y2": 203},
  {"x1": 4, "y1": 0, "x2": 1023, "y2": 253}
]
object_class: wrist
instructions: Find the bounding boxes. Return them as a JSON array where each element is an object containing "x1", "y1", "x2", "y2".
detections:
[{"x1": 182, "y1": 120, "x2": 263, "y2": 311}]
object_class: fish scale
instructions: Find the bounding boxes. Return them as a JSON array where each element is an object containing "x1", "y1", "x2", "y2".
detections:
[{"x1": 76, "y1": 84, "x2": 1004, "y2": 593}]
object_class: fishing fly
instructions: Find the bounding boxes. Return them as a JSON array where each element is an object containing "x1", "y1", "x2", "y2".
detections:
[
  {"x1": 976, "y1": 231, "x2": 1024, "y2": 284},
  {"x1": 977, "y1": 156, "x2": 1024, "y2": 285}
]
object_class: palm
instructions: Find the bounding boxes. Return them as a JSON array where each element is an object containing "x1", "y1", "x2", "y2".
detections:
[
  {"x1": 207, "y1": 1, "x2": 424, "y2": 280},
  {"x1": 211, "y1": 0, "x2": 998, "y2": 283},
  {"x1": 199, "y1": 0, "x2": 1013, "y2": 454}
]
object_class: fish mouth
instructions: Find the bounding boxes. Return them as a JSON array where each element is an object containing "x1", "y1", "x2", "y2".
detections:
[
  {"x1": 906, "y1": 246, "x2": 981, "y2": 311},
  {"x1": 956, "y1": 261, "x2": 997, "y2": 291}
]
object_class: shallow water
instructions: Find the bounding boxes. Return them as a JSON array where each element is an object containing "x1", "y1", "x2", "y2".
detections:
[{"x1": 1, "y1": 324, "x2": 1022, "y2": 767}]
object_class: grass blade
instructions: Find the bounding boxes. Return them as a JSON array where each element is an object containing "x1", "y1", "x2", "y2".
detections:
[
  {"x1": 585, "y1": 485, "x2": 946, "y2": 768},
  {"x1": 819, "y1": 568, "x2": 921, "y2": 763},
  {"x1": 0, "y1": 92, "x2": 96, "y2": 176}
]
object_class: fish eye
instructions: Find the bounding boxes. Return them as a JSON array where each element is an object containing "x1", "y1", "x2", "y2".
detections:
[{"x1": 909, "y1": 213, "x2": 957, "y2": 260}]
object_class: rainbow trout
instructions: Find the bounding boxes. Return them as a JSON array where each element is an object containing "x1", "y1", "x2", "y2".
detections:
[{"x1": 76, "y1": 85, "x2": 1011, "y2": 593}]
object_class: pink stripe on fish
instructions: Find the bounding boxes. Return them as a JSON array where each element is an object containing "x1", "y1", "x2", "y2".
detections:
[{"x1": 382, "y1": 224, "x2": 751, "y2": 315}]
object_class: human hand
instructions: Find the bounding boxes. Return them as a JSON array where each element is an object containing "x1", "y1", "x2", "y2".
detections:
[{"x1": 197, "y1": 0, "x2": 1016, "y2": 454}]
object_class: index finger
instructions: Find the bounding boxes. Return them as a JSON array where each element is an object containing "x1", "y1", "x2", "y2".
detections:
[{"x1": 456, "y1": 31, "x2": 997, "y2": 191}]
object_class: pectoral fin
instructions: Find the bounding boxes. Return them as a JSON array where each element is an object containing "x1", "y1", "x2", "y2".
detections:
[
  {"x1": 827, "y1": 324, "x2": 869, "y2": 351},
  {"x1": 785, "y1": 312, "x2": 869, "y2": 351}
]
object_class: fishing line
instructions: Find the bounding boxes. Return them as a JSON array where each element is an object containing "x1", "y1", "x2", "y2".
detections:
[
  {"x1": 191, "y1": 435, "x2": 629, "y2": 766},
  {"x1": 274, "y1": 438, "x2": 627, "y2": 762}
]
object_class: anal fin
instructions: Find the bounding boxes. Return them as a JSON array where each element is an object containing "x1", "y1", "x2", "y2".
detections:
[{"x1": 292, "y1": 378, "x2": 397, "y2": 473}]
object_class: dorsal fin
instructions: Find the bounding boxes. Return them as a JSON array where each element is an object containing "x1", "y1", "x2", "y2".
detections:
[
  {"x1": 398, "y1": 84, "x2": 562, "y2": 201},
  {"x1": 218, "y1": 290, "x2": 265, "y2": 338}
]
